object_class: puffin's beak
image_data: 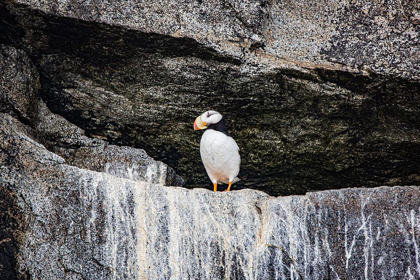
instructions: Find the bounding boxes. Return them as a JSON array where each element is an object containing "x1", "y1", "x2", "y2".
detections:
[{"x1": 194, "y1": 116, "x2": 207, "y2": 130}]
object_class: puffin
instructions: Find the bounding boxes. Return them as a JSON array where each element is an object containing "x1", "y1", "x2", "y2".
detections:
[{"x1": 193, "y1": 110, "x2": 241, "y2": 192}]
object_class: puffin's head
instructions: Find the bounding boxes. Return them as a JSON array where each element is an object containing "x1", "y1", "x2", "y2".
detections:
[{"x1": 193, "y1": 110, "x2": 222, "y2": 130}]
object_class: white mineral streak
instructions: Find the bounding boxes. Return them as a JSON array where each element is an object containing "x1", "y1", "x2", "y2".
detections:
[
  {"x1": 144, "y1": 162, "x2": 167, "y2": 185},
  {"x1": 105, "y1": 158, "x2": 167, "y2": 184},
  {"x1": 133, "y1": 185, "x2": 268, "y2": 279},
  {"x1": 17, "y1": 166, "x2": 140, "y2": 279},
  {"x1": 15, "y1": 157, "x2": 420, "y2": 279},
  {"x1": 410, "y1": 209, "x2": 420, "y2": 276}
]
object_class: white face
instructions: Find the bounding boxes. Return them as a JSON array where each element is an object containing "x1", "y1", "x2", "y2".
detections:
[{"x1": 201, "y1": 110, "x2": 222, "y2": 125}]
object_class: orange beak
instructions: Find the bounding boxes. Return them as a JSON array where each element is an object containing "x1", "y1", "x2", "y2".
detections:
[
  {"x1": 193, "y1": 115, "x2": 207, "y2": 130},
  {"x1": 194, "y1": 119, "x2": 200, "y2": 130}
]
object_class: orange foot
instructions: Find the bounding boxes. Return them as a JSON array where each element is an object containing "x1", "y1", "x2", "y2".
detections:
[{"x1": 223, "y1": 181, "x2": 232, "y2": 192}]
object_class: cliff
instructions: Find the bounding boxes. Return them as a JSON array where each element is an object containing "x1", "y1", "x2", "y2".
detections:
[
  {"x1": 1, "y1": 0, "x2": 418, "y2": 195},
  {"x1": 2, "y1": 108, "x2": 420, "y2": 279},
  {"x1": 1, "y1": 109, "x2": 420, "y2": 279},
  {"x1": 1, "y1": 0, "x2": 419, "y2": 279}
]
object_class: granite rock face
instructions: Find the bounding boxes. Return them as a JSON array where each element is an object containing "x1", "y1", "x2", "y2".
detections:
[
  {"x1": 1, "y1": 112, "x2": 420, "y2": 279},
  {"x1": 1, "y1": 1, "x2": 420, "y2": 279},
  {"x1": 8, "y1": 0, "x2": 420, "y2": 79},
  {"x1": 0, "y1": 44, "x2": 40, "y2": 124},
  {"x1": 35, "y1": 101, "x2": 184, "y2": 186},
  {"x1": 0, "y1": 44, "x2": 182, "y2": 279},
  {"x1": 0, "y1": 0, "x2": 419, "y2": 195}
]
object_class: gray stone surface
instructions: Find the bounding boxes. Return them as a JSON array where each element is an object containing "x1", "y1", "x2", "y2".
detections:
[
  {"x1": 0, "y1": 3, "x2": 420, "y2": 278},
  {"x1": 0, "y1": 44, "x2": 182, "y2": 279},
  {"x1": 1, "y1": 113, "x2": 420, "y2": 279},
  {"x1": 0, "y1": 1, "x2": 419, "y2": 195},
  {"x1": 11, "y1": 0, "x2": 420, "y2": 79},
  {"x1": 35, "y1": 101, "x2": 184, "y2": 186},
  {"x1": 0, "y1": 44, "x2": 40, "y2": 124}
]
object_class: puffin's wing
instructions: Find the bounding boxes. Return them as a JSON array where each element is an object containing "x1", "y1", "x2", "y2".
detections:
[{"x1": 228, "y1": 136, "x2": 241, "y2": 179}]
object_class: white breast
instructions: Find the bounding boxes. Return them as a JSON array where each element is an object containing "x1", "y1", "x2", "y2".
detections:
[{"x1": 200, "y1": 129, "x2": 241, "y2": 184}]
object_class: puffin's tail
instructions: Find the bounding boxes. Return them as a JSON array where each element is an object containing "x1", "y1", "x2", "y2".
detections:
[{"x1": 232, "y1": 177, "x2": 240, "y2": 184}]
